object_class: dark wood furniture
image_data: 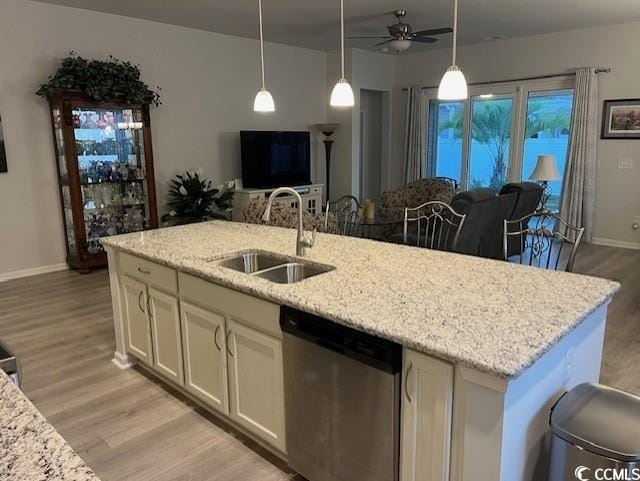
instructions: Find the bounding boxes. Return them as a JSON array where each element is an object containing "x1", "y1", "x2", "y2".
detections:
[{"x1": 47, "y1": 90, "x2": 158, "y2": 272}]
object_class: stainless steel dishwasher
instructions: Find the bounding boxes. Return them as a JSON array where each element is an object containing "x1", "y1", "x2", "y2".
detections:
[{"x1": 280, "y1": 306, "x2": 402, "y2": 481}]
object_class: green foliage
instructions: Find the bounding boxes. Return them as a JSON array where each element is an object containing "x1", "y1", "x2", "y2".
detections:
[
  {"x1": 161, "y1": 169, "x2": 235, "y2": 226},
  {"x1": 439, "y1": 99, "x2": 571, "y2": 192},
  {"x1": 36, "y1": 52, "x2": 161, "y2": 106}
]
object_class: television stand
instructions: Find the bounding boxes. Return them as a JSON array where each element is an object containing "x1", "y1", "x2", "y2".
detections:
[{"x1": 232, "y1": 184, "x2": 324, "y2": 221}]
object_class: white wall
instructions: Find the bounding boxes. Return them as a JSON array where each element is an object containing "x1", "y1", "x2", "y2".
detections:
[
  {"x1": 391, "y1": 21, "x2": 640, "y2": 247},
  {"x1": 0, "y1": 0, "x2": 327, "y2": 277},
  {"x1": 326, "y1": 48, "x2": 395, "y2": 201}
]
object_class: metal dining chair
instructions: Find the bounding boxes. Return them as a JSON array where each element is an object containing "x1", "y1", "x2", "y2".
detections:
[
  {"x1": 503, "y1": 212, "x2": 585, "y2": 272},
  {"x1": 434, "y1": 176, "x2": 460, "y2": 193},
  {"x1": 403, "y1": 201, "x2": 466, "y2": 251},
  {"x1": 324, "y1": 195, "x2": 362, "y2": 236}
]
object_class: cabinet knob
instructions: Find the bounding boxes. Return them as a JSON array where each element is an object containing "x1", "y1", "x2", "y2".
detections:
[
  {"x1": 226, "y1": 330, "x2": 234, "y2": 357},
  {"x1": 404, "y1": 361, "x2": 414, "y2": 403},
  {"x1": 137, "y1": 266, "x2": 151, "y2": 274}
]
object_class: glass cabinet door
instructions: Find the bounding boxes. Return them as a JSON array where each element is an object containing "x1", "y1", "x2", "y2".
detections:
[{"x1": 73, "y1": 107, "x2": 150, "y2": 254}]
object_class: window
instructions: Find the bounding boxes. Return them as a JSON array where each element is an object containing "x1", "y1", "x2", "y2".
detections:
[
  {"x1": 521, "y1": 89, "x2": 574, "y2": 212},
  {"x1": 425, "y1": 79, "x2": 575, "y2": 208}
]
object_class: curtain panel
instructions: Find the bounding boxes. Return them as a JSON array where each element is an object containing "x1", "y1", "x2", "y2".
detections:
[
  {"x1": 560, "y1": 67, "x2": 599, "y2": 242},
  {"x1": 403, "y1": 86, "x2": 426, "y2": 184}
]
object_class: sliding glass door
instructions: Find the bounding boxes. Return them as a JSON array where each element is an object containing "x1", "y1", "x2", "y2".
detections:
[
  {"x1": 425, "y1": 78, "x2": 575, "y2": 208},
  {"x1": 468, "y1": 94, "x2": 514, "y2": 191}
]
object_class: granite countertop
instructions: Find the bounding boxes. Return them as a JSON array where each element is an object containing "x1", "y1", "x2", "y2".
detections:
[
  {"x1": 103, "y1": 221, "x2": 620, "y2": 379},
  {"x1": 0, "y1": 370, "x2": 100, "y2": 481}
]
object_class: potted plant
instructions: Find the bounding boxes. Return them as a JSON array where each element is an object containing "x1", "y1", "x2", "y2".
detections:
[
  {"x1": 161, "y1": 169, "x2": 235, "y2": 226},
  {"x1": 36, "y1": 52, "x2": 161, "y2": 106}
]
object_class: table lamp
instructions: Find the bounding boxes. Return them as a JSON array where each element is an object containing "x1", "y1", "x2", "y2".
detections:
[
  {"x1": 529, "y1": 154, "x2": 560, "y2": 212},
  {"x1": 314, "y1": 123, "x2": 340, "y2": 203}
]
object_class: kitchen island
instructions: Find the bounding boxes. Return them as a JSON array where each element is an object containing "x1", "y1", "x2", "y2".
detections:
[{"x1": 102, "y1": 221, "x2": 619, "y2": 481}]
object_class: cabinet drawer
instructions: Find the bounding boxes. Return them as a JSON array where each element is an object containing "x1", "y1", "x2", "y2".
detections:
[
  {"x1": 120, "y1": 252, "x2": 178, "y2": 294},
  {"x1": 178, "y1": 272, "x2": 281, "y2": 338}
]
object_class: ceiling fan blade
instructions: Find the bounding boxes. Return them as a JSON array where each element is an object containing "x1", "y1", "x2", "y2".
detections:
[
  {"x1": 411, "y1": 36, "x2": 439, "y2": 44},
  {"x1": 347, "y1": 36, "x2": 392, "y2": 39},
  {"x1": 375, "y1": 39, "x2": 393, "y2": 47},
  {"x1": 413, "y1": 27, "x2": 453, "y2": 37}
]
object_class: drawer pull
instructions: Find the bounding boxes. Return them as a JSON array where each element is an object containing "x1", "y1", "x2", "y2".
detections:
[
  {"x1": 214, "y1": 325, "x2": 221, "y2": 352},
  {"x1": 137, "y1": 291, "x2": 145, "y2": 313},
  {"x1": 137, "y1": 266, "x2": 151, "y2": 274},
  {"x1": 404, "y1": 361, "x2": 413, "y2": 403},
  {"x1": 226, "y1": 330, "x2": 234, "y2": 357}
]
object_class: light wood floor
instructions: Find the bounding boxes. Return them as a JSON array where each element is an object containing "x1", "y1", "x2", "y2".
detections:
[
  {"x1": 0, "y1": 243, "x2": 638, "y2": 481},
  {"x1": 0, "y1": 269, "x2": 298, "y2": 481}
]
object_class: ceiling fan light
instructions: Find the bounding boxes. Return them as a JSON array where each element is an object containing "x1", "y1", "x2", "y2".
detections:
[
  {"x1": 438, "y1": 65, "x2": 468, "y2": 100},
  {"x1": 390, "y1": 39, "x2": 412, "y2": 52},
  {"x1": 254, "y1": 88, "x2": 275, "y2": 112},
  {"x1": 330, "y1": 78, "x2": 355, "y2": 107}
]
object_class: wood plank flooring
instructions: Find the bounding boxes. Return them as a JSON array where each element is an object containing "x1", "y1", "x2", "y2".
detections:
[
  {"x1": 0, "y1": 269, "x2": 298, "y2": 481},
  {"x1": 0, "y1": 243, "x2": 638, "y2": 480}
]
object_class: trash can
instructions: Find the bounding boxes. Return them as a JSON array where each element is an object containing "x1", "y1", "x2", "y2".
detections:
[{"x1": 549, "y1": 383, "x2": 640, "y2": 481}]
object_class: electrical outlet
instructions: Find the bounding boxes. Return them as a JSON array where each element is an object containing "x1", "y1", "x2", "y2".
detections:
[{"x1": 618, "y1": 158, "x2": 634, "y2": 170}]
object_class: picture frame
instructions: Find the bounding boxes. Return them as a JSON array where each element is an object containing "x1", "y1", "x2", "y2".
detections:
[
  {"x1": 602, "y1": 99, "x2": 640, "y2": 139},
  {"x1": 0, "y1": 113, "x2": 7, "y2": 173}
]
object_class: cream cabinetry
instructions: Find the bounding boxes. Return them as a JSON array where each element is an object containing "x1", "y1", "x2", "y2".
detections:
[
  {"x1": 400, "y1": 349, "x2": 454, "y2": 481},
  {"x1": 122, "y1": 275, "x2": 152, "y2": 364},
  {"x1": 227, "y1": 318, "x2": 286, "y2": 452},
  {"x1": 178, "y1": 272, "x2": 285, "y2": 452},
  {"x1": 180, "y1": 301, "x2": 229, "y2": 415},
  {"x1": 148, "y1": 287, "x2": 183, "y2": 385}
]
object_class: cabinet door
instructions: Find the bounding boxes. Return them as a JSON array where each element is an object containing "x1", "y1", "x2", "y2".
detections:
[
  {"x1": 227, "y1": 319, "x2": 285, "y2": 452},
  {"x1": 148, "y1": 287, "x2": 183, "y2": 385},
  {"x1": 122, "y1": 275, "x2": 152, "y2": 364},
  {"x1": 400, "y1": 349, "x2": 454, "y2": 481},
  {"x1": 180, "y1": 301, "x2": 229, "y2": 415}
]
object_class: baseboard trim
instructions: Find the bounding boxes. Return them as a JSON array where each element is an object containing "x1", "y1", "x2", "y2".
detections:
[
  {"x1": 591, "y1": 237, "x2": 640, "y2": 250},
  {"x1": 0, "y1": 263, "x2": 68, "y2": 282}
]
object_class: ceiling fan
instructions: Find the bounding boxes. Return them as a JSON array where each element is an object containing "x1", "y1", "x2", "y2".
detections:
[{"x1": 348, "y1": 10, "x2": 452, "y2": 52}]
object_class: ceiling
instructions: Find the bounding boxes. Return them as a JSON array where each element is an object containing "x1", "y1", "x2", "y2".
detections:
[{"x1": 34, "y1": 0, "x2": 640, "y2": 53}]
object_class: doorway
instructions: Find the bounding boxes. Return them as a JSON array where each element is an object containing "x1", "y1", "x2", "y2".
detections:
[{"x1": 359, "y1": 89, "x2": 384, "y2": 206}]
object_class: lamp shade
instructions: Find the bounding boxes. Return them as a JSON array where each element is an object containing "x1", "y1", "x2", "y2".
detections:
[
  {"x1": 529, "y1": 154, "x2": 561, "y2": 181},
  {"x1": 330, "y1": 78, "x2": 355, "y2": 107},
  {"x1": 253, "y1": 88, "x2": 275, "y2": 112},
  {"x1": 437, "y1": 65, "x2": 468, "y2": 100}
]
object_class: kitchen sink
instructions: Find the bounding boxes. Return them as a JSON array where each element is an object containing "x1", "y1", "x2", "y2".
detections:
[
  {"x1": 254, "y1": 262, "x2": 334, "y2": 284},
  {"x1": 212, "y1": 251, "x2": 287, "y2": 274},
  {"x1": 212, "y1": 250, "x2": 334, "y2": 283}
]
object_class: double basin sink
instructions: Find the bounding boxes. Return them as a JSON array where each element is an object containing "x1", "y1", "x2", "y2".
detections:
[{"x1": 211, "y1": 251, "x2": 334, "y2": 284}]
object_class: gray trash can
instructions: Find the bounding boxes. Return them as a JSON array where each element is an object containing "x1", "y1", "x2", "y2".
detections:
[{"x1": 549, "y1": 383, "x2": 640, "y2": 481}]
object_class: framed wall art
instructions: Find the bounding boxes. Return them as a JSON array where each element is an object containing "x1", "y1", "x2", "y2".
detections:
[{"x1": 602, "y1": 99, "x2": 640, "y2": 139}]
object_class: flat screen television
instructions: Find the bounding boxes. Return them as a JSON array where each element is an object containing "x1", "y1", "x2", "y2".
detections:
[{"x1": 241, "y1": 131, "x2": 311, "y2": 189}]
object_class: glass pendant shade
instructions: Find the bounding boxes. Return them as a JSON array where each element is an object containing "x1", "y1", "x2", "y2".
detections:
[
  {"x1": 254, "y1": 88, "x2": 275, "y2": 112},
  {"x1": 437, "y1": 65, "x2": 468, "y2": 100},
  {"x1": 330, "y1": 78, "x2": 355, "y2": 107}
]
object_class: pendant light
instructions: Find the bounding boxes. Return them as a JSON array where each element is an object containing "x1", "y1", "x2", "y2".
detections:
[
  {"x1": 253, "y1": 0, "x2": 275, "y2": 112},
  {"x1": 330, "y1": 0, "x2": 354, "y2": 107},
  {"x1": 438, "y1": 0, "x2": 468, "y2": 100}
]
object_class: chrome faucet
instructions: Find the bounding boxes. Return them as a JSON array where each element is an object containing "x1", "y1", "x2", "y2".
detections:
[{"x1": 262, "y1": 187, "x2": 316, "y2": 257}]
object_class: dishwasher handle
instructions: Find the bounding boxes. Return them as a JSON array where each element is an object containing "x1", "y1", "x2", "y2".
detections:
[{"x1": 280, "y1": 306, "x2": 402, "y2": 374}]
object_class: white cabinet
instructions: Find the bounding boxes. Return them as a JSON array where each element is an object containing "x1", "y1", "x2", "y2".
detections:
[
  {"x1": 149, "y1": 287, "x2": 183, "y2": 385},
  {"x1": 122, "y1": 275, "x2": 152, "y2": 365},
  {"x1": 400, "y1": 349, "x2": 454, "y2": 481},
  {"x1": 227, "y1": 318, "x2": 286, "y2": 453},
  {"x1": 181, "y1": 301, "x2": 229, "y2": 415}
]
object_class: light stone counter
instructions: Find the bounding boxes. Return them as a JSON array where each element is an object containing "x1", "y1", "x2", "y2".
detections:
[
  {"x1": 0, "y1": 370, "x2": 100, "y2": 481},
  {"x1": 102, "y1": 221, "x2": 619, "y2": 379}
]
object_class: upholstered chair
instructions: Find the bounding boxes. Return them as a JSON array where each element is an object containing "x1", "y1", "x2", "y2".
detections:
[{"x1": 240, "y1": 198, "x2": 338, "y2": 234}]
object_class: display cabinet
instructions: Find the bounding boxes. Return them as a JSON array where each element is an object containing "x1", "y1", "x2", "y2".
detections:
[{"x1": 48, "y1": 91, "x2": 158, "y2": 272}]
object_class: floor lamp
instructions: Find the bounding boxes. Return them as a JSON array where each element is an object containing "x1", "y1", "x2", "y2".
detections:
[
  {"x1": 315, "y1": 123, "x2": 340, "y2": 202},
  {"x1": 529, "y1": 154, "x2": 561, "y2": 213}
]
